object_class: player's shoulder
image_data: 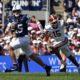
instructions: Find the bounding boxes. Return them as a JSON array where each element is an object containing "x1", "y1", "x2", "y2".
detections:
[
  {"x1": 7, "y1": 15, "x2": 15, "y2": 22},
  {"x1": 58, "y1": 20, "x2": 64, "y2": 27},
  {"x1": 8, "y1": 15, "x2": 15, "y2": 19},
  {"x1": 45, "y1": 23, "x2": 52, "y2": 30},
  {"x1": 20, "y1": 14, "x2": 30, "y2": 20}
]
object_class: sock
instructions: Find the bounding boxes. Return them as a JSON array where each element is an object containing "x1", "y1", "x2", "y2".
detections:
[
  {"x1": 68, "y1": 55, "x2": 79, "y2": 67},
  {"x1": 13, "y1": 63, "x2": 17, "y2": 66},
  {"x1": 53, "y1": 49, "x2": 62, "y2": 60},
  {"x1": 61, "y1": 60, "x2": 66, "y2": 65}
]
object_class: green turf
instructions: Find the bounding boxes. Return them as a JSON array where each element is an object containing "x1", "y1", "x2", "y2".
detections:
[{"x1": 0, "y1": 72, "x2": 79, "y2": 80}]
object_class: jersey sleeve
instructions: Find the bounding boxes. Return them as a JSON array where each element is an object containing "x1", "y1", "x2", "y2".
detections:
[
  {"x1": 23, "y1": 14, "x2": 30, "y2": 23},
  {"x1": 7, "y1": 16, "x2": 13, "y2": 23},
  {"x1": 45, "y1": 24, "x2": 53, "y2": 32}
]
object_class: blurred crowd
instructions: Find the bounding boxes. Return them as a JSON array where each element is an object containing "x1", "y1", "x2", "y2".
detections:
[
  {"x1": 0, "y1": 0, "x2": 80, "y2": 56},
  {"x1": 27, "y1": 14, "x2": 80, "y2": 55},
  {"x1": 62, "y1": 0, "x2": 80, "y2": 55}
]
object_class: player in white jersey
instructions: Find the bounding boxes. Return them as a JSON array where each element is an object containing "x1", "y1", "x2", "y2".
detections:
[{"x1": 45, "y1": 14, "x2": 80, "y2": 73}]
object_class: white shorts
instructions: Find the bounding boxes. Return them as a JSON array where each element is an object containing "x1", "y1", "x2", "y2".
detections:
[
  {"x1": 52, "y1": 37, "x2": 68, "y2": 48},
  {"x1": 10, "y1": 35, "x2": 33, "y2": 56},
  {"x1": 53, "y1": 37, "x2": 73, "y2": 57}
]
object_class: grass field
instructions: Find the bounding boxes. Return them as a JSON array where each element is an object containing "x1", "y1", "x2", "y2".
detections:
[{"x1": 0, "y1": 72, "x2": 79, "y2": 80}]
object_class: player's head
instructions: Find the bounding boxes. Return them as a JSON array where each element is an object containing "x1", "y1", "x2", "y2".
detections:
[
  {"x1": 48, "y1": 14, "x2": 58, "y2": 24},
  {"x1": 12, "y1": 5, "x2": 22, "y2": 17}
]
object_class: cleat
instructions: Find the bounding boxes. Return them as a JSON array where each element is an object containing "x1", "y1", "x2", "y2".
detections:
[
  {"x1": 60, "y1": 61, "x2": 66, "y2": 72},
  {"x1": 45, "y1": 66, "x2": 51, "y2": 76},
  {"x1": 5, "y1": 65, "x2": 18, "y2": 72},
  {"x1": 60, "y1": 65, "x2": 66, "y2": 72},
  {"x1": 60, "y1": 64, "x2": 65, "y2": 70}
]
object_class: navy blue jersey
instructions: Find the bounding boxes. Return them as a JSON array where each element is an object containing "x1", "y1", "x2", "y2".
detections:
[
  {"x1": 8, "y1": 14, "x2": 29, "y2": 37},
  {"x1": 63, "y1": 0, "x2": 75, "y2": 12}
]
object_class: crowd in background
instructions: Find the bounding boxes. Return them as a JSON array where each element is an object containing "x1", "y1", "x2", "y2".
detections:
[
  {"x1": 0, "y1": 0, "x2": 80, "y2": 56},
  {"x1": 62, "y1": 0, "x2": 80, "y2": 55}
]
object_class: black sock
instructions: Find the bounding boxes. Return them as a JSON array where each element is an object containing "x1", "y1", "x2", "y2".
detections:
[
  {"x1": 55, "y1": 51, "x2": 62, "y2": 60},
  {"x1": 13, "y1": 63, "x2": 17, "y2": 67},
  {"x1": 52, "y1": 49, "x2": 62, "y2": 60},
  {"x1": 68, "y1": 55, "x2": 79, "y2": 67}
]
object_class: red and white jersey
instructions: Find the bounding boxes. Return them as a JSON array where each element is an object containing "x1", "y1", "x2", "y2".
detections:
[{"x1": 45, "y1": 20, "x2": 65, "y2": 42}]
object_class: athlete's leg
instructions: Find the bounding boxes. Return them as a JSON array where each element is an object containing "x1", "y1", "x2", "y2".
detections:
[
  {"x1": 5, "y1": 38, "x2": 21, "y2": 72},
  {"x1": 60, "y1": 44, "x2": 79, "y2": 68},
  {"x1": 29, "y1": 53, "x2": 51, "y2": 76},
  {"x1": 51, "y1": 48, "x2": 66, "y2": 72},
  {"x1": 22, "y1": 37, "x2": 51, "y2": 76}
]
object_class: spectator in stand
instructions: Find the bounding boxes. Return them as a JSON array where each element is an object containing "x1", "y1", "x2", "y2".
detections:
[
  {"x1": 50, "y1": 0, "x2": 56, "y2": 14},
  {"x1": 0, "y1": 0, "x2": 2, "y2": 11},
  {"x1": 0, "y1": 32, "x2": 5, "y2": 56},
  {"x1": 72, "y1": 7, "x2": 78, "y2": 22},
  {"x1": 30, "y1": 30, "x2": 37, "y2": 40},
  {"x1": 66, "y1": 14, "x2": 75, "y2": 30},
  {"x1": 0, "y1": 0, "x2": 2, "y2": 29},
  {"x1": 0, "y1": 10, "x2": 2, "y2": 27},
  {"x1": 28, "y1": 15, "x2": 43, "y2": 32},
  {"x1": 76, "y1": 17, "x2": 80, "y2": 28},
  {"x1": 63, "y1": 0, "x2": 76, "y2": 20},
  {"x1": 77, "y1": 33, "x2": 80, "y2": 42},
  {"x1": 31, "y1": 40, "x2": 39, "y2": 55},
  {"x1": 42, "y1": 41, "x2": 51, "y2": 55},
  {"x1": 75, "y1": 0, "x2": 80, "y2": 17},
  {"x1": 73, "y1": 45, "x2": 80, "y2": 55}
]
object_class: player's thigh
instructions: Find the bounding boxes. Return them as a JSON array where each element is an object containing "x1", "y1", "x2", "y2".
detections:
[
  {"x1": 20, "y1": 36, "x2": 33, "y2": 56},
  {"x1": 59, "y1": 44, "x2": 73, "y2": 57},
  {"x1": 10, "y1": 37, "x2": 29, "y2": 49},
  {"x1": 19, "y1": 36, "x2": 31, "y2": 47},
  {"x1": 21, "y1": 44, "x2": 33, "y2": 56},
  {"x1": 10, "y1": 38, "x2": 21, "y2": 49},
  {"x1": 14, "y1": 48, "x2": 26, "y2": 58}
]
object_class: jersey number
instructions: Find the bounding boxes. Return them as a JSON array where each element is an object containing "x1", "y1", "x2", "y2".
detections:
[
  {"x1": 16, "y1": 24, "x2": 23, "y2": 33},
  {"x1": 53, "y1": 30, "x2": 61, "y2": 37}
]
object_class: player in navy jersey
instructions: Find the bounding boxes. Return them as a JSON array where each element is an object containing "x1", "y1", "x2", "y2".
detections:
[{"x1": 5, "y1": 5, "x2": 51, "y2": 76}]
